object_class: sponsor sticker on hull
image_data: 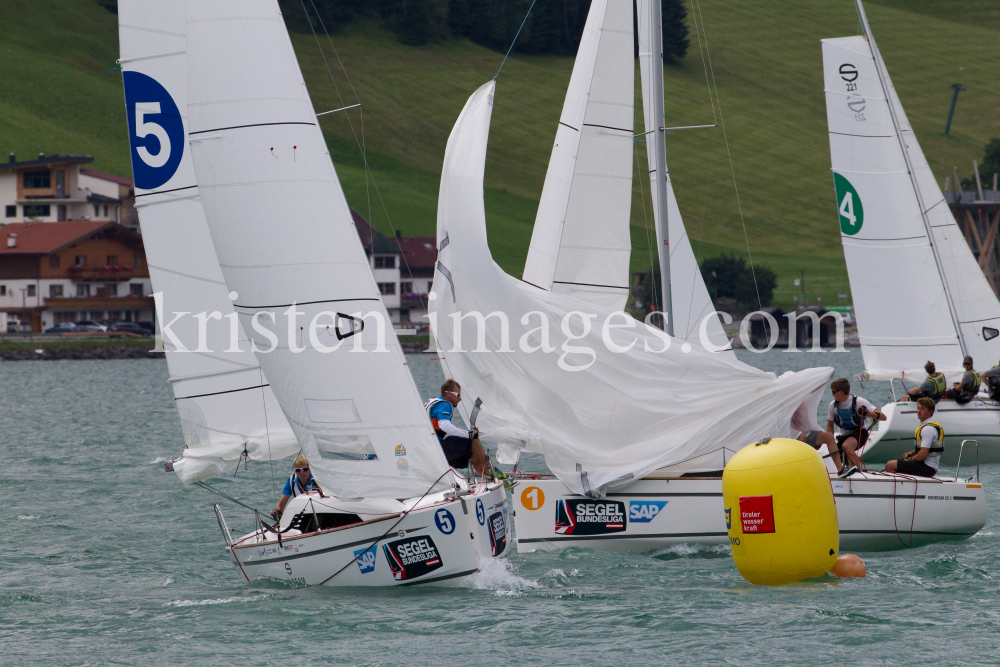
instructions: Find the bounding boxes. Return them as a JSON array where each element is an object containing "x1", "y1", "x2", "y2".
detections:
[
  {"x1": 488, "y1": 511, "x2": 507, "y2": 556},
  {"x1": 554, "y1": 499, "x2": 627, "y2": 536},
  {"x1": 628, "y1": 500, "x2": 668, "y2": 523},
  {"x1": 354, "y1": 546, "x2": 377, "y2": 574},
  {"x1": 382, "y1": 536, "x2": 444, "y2": 581}
]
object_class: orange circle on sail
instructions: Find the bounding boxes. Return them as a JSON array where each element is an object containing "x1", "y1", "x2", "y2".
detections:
[{"x1": 520, "y1": 486, "x2": 545, "y2": 510}]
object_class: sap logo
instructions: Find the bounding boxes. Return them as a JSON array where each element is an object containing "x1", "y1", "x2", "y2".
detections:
[
  {"x1": 628, "y1": 500, "x2": 668, "y2": 523},
  {"x1": 353, "y1": 546, "x2": 377, "y2": 574}
]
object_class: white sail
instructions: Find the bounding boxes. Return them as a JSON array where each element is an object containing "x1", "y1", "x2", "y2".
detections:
[
  {"x1": 522, "y1": 0, "x2": 634, "y2": 312},
  {"x1": 822, "y1": 35, "x2": 1000, "y2": 381},
  {"x1": 118, "y1": 0, "x2": 298, "y2": 484},
  {"x1": 433, "y1": 81, "x2": 831, "y2": 495},
  {"x1": 185, "y1": 0, "x2": 452, "y2": 499},
  {"x1": 637, "y1": 0, "x2": 732, "y2": 354}
]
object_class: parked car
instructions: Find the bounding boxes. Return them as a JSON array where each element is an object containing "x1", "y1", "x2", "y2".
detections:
[
  {"x1": 45, "y1": 323, "x2": 79, "y2": 334},
  {"x1": 75, "y1": 320, "x2": 107, "y2": 332},
  {"x1": 108, "y1": 322, "x2": 150, "y2": 337},
  {"x1": 137, "y1": 322, "x2": 155, "y2": 334},
  {"x1": 7, "y1": 320, "x2": 32, "y2": 333}
]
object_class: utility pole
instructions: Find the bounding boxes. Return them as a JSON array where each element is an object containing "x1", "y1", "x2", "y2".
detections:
[{"x1": 944, "y1": 84, "x2": 964, "y2": 136}]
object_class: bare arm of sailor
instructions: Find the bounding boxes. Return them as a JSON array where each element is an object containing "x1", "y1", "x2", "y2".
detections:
[
  {"x1": 909, "y1": 447, "x2": 930, "y2": 462},
  {"x1": 826, "y1": 419, "x2": 835, "y2": 434},
  {"x1": 272, "y1": 493, "x2": 291, "y2": 520}
]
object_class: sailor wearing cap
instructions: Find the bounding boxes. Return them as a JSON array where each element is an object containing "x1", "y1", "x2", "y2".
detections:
[
  {"x1": 271, "y1": 454, "x2": 320, "y2": 520},
  {"x1": 942, "y1": 356, "x2": 980, "y2": 404}
]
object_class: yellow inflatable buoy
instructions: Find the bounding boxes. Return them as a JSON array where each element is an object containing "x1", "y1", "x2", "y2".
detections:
[{"x1": 722, "y1": 437, "x2": 838, "y2": 585}]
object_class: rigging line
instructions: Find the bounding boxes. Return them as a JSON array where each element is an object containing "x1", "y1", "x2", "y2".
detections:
[
  {"x1": 260, "y1": 367, "x2": 278, "y2": 504},
  {"x1": 195, "y1": 481, "x2": 259, "y2": 513},
  {"x1": 495, "y1": 0, "x2": 538, "y2": 80},
  {"x1": 692, "y1": 0, "x2": 762, "y2": 311},
  {"x1": 689, "y1": 0, "x2": 717, "y2": 126},
  {"x1": 635, "y1": 141, "x2": 659, "y2": 314}
]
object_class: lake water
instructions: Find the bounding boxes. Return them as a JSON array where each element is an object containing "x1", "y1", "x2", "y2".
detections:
[{"x1": 2, "y1": 350, "x2": 997, "y2": 666}]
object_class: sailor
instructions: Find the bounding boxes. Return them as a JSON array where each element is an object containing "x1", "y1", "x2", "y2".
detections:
[
  {"x1": 796, "y1": 429, "x2": 841, "y2": 467},
  {"x1": 885, "y1": 398, "x2": 943, "y2": 478},
  {"x1": 827, "y1": 377, "x2": 886, "y2": 478},
  {"x1": 902, "y1": 361, "x2": 947, "y2": 403},
  {"x1": 425, "y1": 379, "x2": 486, "y2": 475},
  {"x1": 270, "y1": 455, "x2": 320, "y2": 520},
  {"x1": 943, "y1": 356, "x2": 980, "y2": 404},
  {"x1": 982, "y1": 361, "x2": 1000, "y2": 401}
]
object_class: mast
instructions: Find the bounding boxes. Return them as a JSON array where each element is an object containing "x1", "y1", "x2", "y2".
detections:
[
  {"x1": 648, "y1": 0, "x2": 673, "y2": 335},
  {"x1": 854, "y1": 0, "x2": 967, "y2": 356}
]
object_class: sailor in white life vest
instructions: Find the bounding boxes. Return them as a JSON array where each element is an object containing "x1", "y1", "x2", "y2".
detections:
[
  {"x1": 424, "y1": 379, "x2": 486, "y2": 475},
  {"x1": 885, "y1": 397, "x2": 943, "y2": 478},
  {"x1": 270, "y1": 454, "x2": 321, "y2": 520}
]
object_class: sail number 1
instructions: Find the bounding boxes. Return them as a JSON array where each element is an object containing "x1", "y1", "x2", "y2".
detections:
[{"x1": 520, "y1": 486, "x2": 545, "y2": 510}]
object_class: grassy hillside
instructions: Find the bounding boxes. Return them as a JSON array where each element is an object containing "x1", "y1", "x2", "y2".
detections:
[{"x1": 2, "y1": 0, "x2": 998, "y2": 309}]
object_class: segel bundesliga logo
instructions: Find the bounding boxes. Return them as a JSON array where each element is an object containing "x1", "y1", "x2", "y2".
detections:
[
  {"x1": 554, "y1": 499, "x2": 627, "y2": 536},
  {"x1": 382, "y1": 536, "x2": 443, "y2": 580},
  {"x1": 628, "y1": 500, "x2": 668, "y2": 523},
  {"x1": 488, "y1": 511, "x2": 507, "y2": 556}
]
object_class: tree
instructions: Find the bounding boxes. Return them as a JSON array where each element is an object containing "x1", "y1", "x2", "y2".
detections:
[
  {"x1": 700, "y1": 254, "x2": 777, "y2": 309},
  {"x1": 979, "y1": 138, "x2": 1000, "y2": 188},
  {"x1": 661, "y1": 0, "x2": 689, "y2": 63}
]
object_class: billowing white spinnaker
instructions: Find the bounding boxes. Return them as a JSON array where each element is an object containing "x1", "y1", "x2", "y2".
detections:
[
  {"x1": 522, "y1": 0, "x2": 635, "y2": 313},
  {"x1": 432, "y1": 81, "x2": 832, "y2": 495},
  {"x1": 185, "y1": 0, "x2": 452, "y2": 499},
  {"x1": 822, "y1": 36, "x2": 1000, "y2": 381},
  {"x1": 118, "y1": 0, "x2": 298, "y2": 483},
  {"x1": 637, "y1": 0, "x2": 732, "y2": 355}
]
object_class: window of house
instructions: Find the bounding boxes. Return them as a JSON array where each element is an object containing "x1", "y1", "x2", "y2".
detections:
[
  {"x1": 75, "y1": 256, "x2": 86, "y2": 267},
  {"x1": 133, "y1": 255, "x2": 143, "y2": 267},
  {"x1": 55, "y1": 311, "x2": 75, "y2": 324},
  {"x1": 22, "y1": 170, "x2": 51, "y2": 189},
  {"x1": 57, "y1": 204, "x2": 67, "y2": 221},
  {"x1": 0, "y1": 286, "x2": 6, "y2": 296},
  {"x1": 107, "y1": 310, "x2": 121, "y2": 321},
  {"x1": 49, "y1": 284, "x2": 64, "y2": 298},
  {"x1": 23, "y1": 204, "x2": 50, "y2": 218},
  {"x1": 49, "y1": 255, "x2": 60, "y2": 268},
  {"x1": 4, "y1": 205, "x2": 14, "y2": 218},
  {"x1": 130, "y1": 283, "x2": 143, "y2": 297},
  {"x1": 106, "y1": 284, "x2": 118, "y2": 297},
  {"x1": 400, "y1": 282, "x2": 413, "y2": 294},
  {"x1": 103, "y1": 205, "x2": 108, "y2": 217},
  {"x1": 93, "y1": 204, "x2": 100, "y2": 217},
  {"x1": 27, "y1": 285, "x2": 36, "y2": 297},
  {"x1": 374, "y1": 256, "x2": 396, "y2": 269},
  {"x1": 107, "y1": 255, "x2": 118, "y2": 266},
  {"x1": 90, "y1": 311, "x2": 104, "y2": 321},
  {"x1": 77, "y1": 284, "x2": 91, "y2": 297},
  {"x1": 377, "y1": 282, "x2": 396, "y2": 295}
]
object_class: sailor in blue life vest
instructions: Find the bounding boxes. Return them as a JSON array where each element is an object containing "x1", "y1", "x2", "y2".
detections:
[
  {"x1": 902, "y1": 360, "x2": 948, "y2": 403},
  {"x1": 826, "y1": 377, "x2": 886, "y2": 478},
  {"x1": 270, "y1": 454, "x2": 321, "y2": 520},
  {"x1": 425, "y1": 379, "x2": 486, "y2": 475},
  {"x1": 942, "y1": 356, "x2": 981, "y2": 404},
  {"x1": 885, "y1": 397, "x2": 943, "y2": 478}
]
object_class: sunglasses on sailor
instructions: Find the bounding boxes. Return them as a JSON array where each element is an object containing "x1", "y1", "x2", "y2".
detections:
[
  {"x1": 295, "y1": 467, "x2": 309, "y2": 473},
  {"x1": 447, "y1": 390, "x2": 462, "y2": 397}
]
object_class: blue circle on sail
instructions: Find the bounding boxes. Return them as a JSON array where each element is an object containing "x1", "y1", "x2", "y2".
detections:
[
  {"x1": 123, "y1": 71, "x2": 184, "y2": 190},
  {"x1": 476, "y1": 499, "x2": 485, "y2": 526}
]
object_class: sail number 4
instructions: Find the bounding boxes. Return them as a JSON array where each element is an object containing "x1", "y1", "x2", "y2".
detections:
[{"x1": 834, "y1": 173, "x2": 864, "y2": 235}]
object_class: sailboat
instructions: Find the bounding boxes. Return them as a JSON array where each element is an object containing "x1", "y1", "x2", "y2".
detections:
[
  {"x1": 122, "y1": 0, "x2": 509, "y2": 586},
  {"x1": 433, "y1": 0, "x2": 985, "y2": 552},
  {"x1": 821, "y1": 0, "x2": 1000, "y2": 465}
]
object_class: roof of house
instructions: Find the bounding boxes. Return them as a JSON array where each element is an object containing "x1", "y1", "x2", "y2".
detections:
[
  {"x1": 396, "y1": 236, "x2": 437, "y2": 273},
  {"x1": 0, "y1": 154, "x2": 94, "y2": 171},
  {"x1": 350, "y1": 208, "x2": 400, "y2": 255},
  {"x1": 80, "y1": 168, "x2": 134, "y2": 187},
  {"x1": 0, "y1": 221, "x2": 140, "y2": 255}
]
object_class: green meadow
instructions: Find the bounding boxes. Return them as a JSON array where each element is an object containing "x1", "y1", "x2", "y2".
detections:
[{"x1": 2, "y1": 0, "x2": 998, "y2": 308}]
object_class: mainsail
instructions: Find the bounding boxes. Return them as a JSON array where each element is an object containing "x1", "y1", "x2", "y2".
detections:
[
  {"x1": 433, "y1": 80, "x2": 831, "y2": 495},
  {"x1": 822, "y1": 32, "x2": 1000, "y2": 381},
  {"x1": 522, "y1": 0, "x2": 635, "y2": 313},
  {"x1": 185, "y1": 0, "x2": 452, "y2": 499},
  {"x1": 118, "y1": 0, "x2": 298, "y2": 484}
]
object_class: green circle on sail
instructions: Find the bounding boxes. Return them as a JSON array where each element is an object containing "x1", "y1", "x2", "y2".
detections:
[{"x1": 834, "y1": 173, "x2": 863, "y2": 235}]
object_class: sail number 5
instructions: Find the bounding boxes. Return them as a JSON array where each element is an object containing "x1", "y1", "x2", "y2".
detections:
[{"x1": 135, "y1": 103, "x2": 171, "y2": 168}]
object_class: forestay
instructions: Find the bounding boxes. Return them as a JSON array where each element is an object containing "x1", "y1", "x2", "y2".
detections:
[
  {"x1": 185, "y1": 0, "x2": 452, "y2": 499},
  {"x1": 522, "y1": 0, "x2": 635, "y2": 313},
  {"x1": 822, "y1": 35, "x2": 1000, "y2": 382},
  {"x1": 637, "y1": 0, "x2": 732, "y2": 355},
  {"x1": 432, "y1": 81, "x2": 831, "y2": 495},
  {"x1": 118, "y1": 0, "x2": 298, "y2": 484}
]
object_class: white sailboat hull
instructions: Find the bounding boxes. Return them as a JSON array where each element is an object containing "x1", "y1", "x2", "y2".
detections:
[
  {"x1": 860, "y1": 400, "x2": 1000, "y2": 465},
  {"x1": 513, "y1": 473, "x2": 984, "y2": 553},
  {"x1": 228, "y1": 483, "x2": 511, "y2": 587}
]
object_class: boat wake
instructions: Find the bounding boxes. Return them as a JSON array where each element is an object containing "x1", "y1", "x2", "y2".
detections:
[
  {"x1": 166, "y1": 595, "x2": 269, "y2": 607},
  {"x1": 652, "y1": 543, "x2": 732, "y2": 560},
  {"x1": 468, "y1": 559, "x2": 539, "y2": 595}
]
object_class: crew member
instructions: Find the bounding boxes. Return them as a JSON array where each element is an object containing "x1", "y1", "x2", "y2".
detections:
[
  {"x1": 982, "y1": 360, "x2": 1000, "y2": 401},
  {"x1": 885, "y1": 397, "x2": 943, "y2": 478},
  {"x1": 943, "y1": 356, "x2": 980, "y2": 404},
  {"x1": 827, "y1": 377, "x2": 886, "y2": 478},
  {"x1": 271, "y1": 454, "x2": 320, "y2": 520},
  {"x1": 796, "y1": 429, "x2": 841, "y2": 468},
  {"x1": 425, "y1": 379, "x2": 487, "y2": 475},
  {"x1": 902, "y1": 361, "x2": 947, "y2": 403}
]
